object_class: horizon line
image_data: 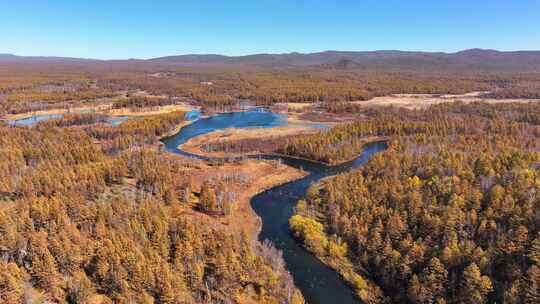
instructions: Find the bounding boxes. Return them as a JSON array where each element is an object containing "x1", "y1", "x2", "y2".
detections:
[{"x1": 3, "y1": 47, "x2": 540, "y2": 62}]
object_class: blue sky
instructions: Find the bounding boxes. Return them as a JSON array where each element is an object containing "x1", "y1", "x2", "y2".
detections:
[{"x1": 2, "y1": 0, "x2": 539, "y2": 59}]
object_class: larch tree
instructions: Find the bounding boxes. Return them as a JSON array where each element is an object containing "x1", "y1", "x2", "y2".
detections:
[{"x1": 460, "y1": 263, "x2": 493, "y2": 304}]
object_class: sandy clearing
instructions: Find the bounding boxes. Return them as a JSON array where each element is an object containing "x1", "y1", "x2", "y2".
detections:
[
  {"x1": 353, "y1": 92, "x2": 540, "y2": 109},
  {"x1": 1, "y1": 88, "x2": 192, "y2": 121},
  {"x1": 275, "y1": 102, "x2": 313, "y2": 110},
  {"x1": 105, "y1": 104, "x2": 195, "y2": 116},
  {"x1": 392, "y1": 91, "x2": 491, "y2": 99}
]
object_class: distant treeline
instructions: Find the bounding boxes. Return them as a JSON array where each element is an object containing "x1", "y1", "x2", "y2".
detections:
[
  {"x1": 2, "y1": 63, "x2": 540, "y2": 116},
  {"x1": 111, "y1": 96, "x2": 176, "y2": 109}
]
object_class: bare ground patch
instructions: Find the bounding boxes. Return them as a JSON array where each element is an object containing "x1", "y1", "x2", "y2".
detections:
[{"x1": 352, "y1": 92, "x2": 540, "y2": 109}]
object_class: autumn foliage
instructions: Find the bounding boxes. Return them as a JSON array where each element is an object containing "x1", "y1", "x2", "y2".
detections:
[{"x1": 291, "y1": 102, "x2": 540, "y2": 303}]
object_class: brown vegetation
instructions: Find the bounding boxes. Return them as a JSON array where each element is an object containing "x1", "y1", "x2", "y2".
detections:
[
  {"x1": 180, "y1": 126, "x2": 320, "y2": 158},
  {"x1": 0, "y1": 114, "x2": 305, "y2": 303},
  {"x1": 1, "y1": 58, "x2": 540, "y2": 304}
]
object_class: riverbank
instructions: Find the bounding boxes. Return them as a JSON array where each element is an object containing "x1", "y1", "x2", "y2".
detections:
[
  {"x1": 279, "y1": 135, "x2": 385, "y2": 166},
  {"x1": 171, "y1": 157, "x2": 307, "y2": 239},
  {"x1": 250, "y1": 141, "x2": 389, "y2": 304},
  {"x1": 289, "y1": 212, "x2": 384, "y2": 303},
  {"x1": 231, "y1": 160, "x2": 308, "y2": 239},
  {"x1": 158, "y1": 118, "x2": 196, "y2": 140}
]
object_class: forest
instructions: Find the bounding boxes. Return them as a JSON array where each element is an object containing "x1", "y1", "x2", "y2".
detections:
[
  {"x1": 277, "y1": 122, "x2": 377, "y2": 164},
  {"x1": 1, "y1": 59, "x2": 540, "y2": 304},
  {"x1": 3, "y1": 62, "x2": 540, "y2": 116},
  {"x1": 0, "y1": 111, "x2": 304, "y2": 303},
  {"x1": 111, "y1": 96, "x2": 177, "y2": 110},
  {"x1": 290, "y1": 102, "x2": 540, "y2": 303}
]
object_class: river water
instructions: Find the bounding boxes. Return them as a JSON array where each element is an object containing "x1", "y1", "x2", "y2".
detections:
[
  {"x1": 7, "y1": 113, "x2": 132, "y2": 126},
  {"x1": 161, "y1": 111, "x2": 386, "y2": 304}
]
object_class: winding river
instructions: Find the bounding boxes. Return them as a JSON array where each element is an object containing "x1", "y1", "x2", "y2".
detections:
[{"x1": 161, "y1": 111, "x2": 386, "y2": 304}]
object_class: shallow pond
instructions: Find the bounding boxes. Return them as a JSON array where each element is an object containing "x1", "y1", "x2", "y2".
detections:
[
  {"x1": 7, "y1": 113, "x2": 64, "y2": 126},
  {"x1": 7, "y1": 113, "x2": 133, "y2": 126}
]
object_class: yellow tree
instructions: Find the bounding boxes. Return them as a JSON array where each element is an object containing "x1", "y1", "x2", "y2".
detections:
[
  {"x1": 0, "y1": 261, "x2": 25, "y2": 304},
  {"x1": 460, "y1": 263, "x2": 493, "y2": 304}
]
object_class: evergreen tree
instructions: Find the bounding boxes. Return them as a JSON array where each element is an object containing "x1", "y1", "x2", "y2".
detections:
[
  {"x1": 422, "y1": 257, "x2": 448, "y2": 302},
  {"x1": 524, "y1": 265, "x2": 540, "y2": 304},
  {"x1": 199, "y1": 181, "x2": 219, "y2": 213},
  {"x1": 528, "y1": 233, "x2": 540, "y2": 265},
  {"x1": 460, "y1": 263, "x2": 493, "y2": 304},
  {"x1": 0, "y1": 261, "x2": 25, "y2": 304}
]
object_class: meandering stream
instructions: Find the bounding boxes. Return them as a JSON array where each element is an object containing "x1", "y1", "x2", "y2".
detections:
[{"x1": 161, "y1": 111, "x2": 386, "y2": 304}]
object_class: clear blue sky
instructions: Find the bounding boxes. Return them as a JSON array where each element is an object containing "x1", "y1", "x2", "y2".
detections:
[{"x1": 2, "y1": 0, "x2": 539, "y2": 59}]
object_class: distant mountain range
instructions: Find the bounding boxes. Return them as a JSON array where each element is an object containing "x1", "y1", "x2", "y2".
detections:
[
  {"x1": 0, "y1": 53, "x2": 98, "y2": 63},
  {"x1": 2, "y1": 49, "x2": 540, "y2": 71}
]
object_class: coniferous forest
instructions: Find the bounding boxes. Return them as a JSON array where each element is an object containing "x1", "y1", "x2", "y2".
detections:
[
  {"x1": 4, "y1": 0, "x2": 540, "y2": 301},
  {"x1": 290, "y1": 102, "x2": 540, "y2": 303},
  {"x1": 0, "y1": 113, "x2": 304, "y2": 303},
  {"x1": 0, "y1": 54, "x2": 539, "y2": 304}
]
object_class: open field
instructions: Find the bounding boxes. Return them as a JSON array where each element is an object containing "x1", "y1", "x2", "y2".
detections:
[
  {"x1": 353, "y1": 91, "x2": 540, "y2": 109},
  {"x1": 275, "y1": 102, "x2": 313, "y2": 110},
  {"x1": 106, "y1": 103, "x2": 195, "y2": 116}
]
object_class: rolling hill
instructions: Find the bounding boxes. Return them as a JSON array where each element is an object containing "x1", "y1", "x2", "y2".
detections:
[{"x1": 2, "y1": 49, "x2": 540, "y2": 71}]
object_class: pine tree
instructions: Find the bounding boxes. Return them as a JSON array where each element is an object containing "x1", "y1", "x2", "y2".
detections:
[
  {"x1": 290, "y1": 289, "x2": 305, "y2": 304},
  {"x1": 422, "y1": 257, "x2": 448, "y2": 302},
  {"x1": 199, "y1": 181, "x2": 218, "y2": 213},
  {"x1": 524, "y1": 265, "x2": 540, "y2": 304},
  {"x1": 0, "y1": 261, "x2": 25, "y2": 304},
  {"x1": 460, "y1": 263, "x2": 493, "y2": 304},
  {"x1": 408, "y1": 274, "x2": 428, "y2": 304},
  {"x1": 30, "y1": 234, "x2": 61, "y2": 294},
  {"x1": 155, "y1": 263, "x2": 176, "y2": 304},
  {"x1": 528, "y1": 233, "x2": 540, "y2": 265},
  {"x1": 66, "y1": 271, "x2": 95, "y2": 304}
]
